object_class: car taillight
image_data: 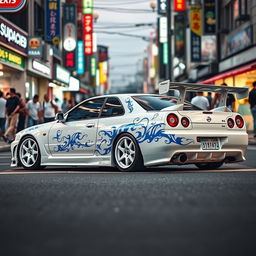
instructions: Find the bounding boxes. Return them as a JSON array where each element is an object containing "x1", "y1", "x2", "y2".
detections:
[
  {"x1": 235, "y1": 115, "x2": 244, "y2": 128},
  {"x1": 181, "y1": 117, "x2": 190, "y2": 128},
  {"x1": 227, "y1": 118, "x2": 234, "y2": 128},
  {"x1": 167, "y1": 113, "x2": 179, "y2": 127}
]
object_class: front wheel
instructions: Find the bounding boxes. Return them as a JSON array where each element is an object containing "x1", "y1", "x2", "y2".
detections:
[
  {"x1": 195, "y1": 161, "x2": 224, "y2": 170},
  {"x1": 114, "y1": 133, "x2": 144, "y2": 172},
  {"x1": 18, "y1": 136, "x2": 41, "y2": 170}
]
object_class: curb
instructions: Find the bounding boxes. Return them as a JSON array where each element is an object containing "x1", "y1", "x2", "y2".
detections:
[{"x1": 0, "y1": 145, "x2": 10, "y2": 152}]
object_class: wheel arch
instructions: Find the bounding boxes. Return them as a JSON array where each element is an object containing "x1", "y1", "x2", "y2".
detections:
[{"x1": 111, "y1": 132, "x2": 144, "y2": 167}]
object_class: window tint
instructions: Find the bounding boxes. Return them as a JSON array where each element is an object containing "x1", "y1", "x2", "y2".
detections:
[
  {"x1": 101, "y1": 97, "x2": 124, "y2": 118},
  {"x1": 132, "y1": 95, "x2": 201, "y2": 111},
  {"x1": 66, "y1": 98, "x2": 105, "y2": 122}
]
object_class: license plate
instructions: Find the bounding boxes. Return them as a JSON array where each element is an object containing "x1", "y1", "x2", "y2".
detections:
[{"x1": 200, "y1": 138, "x2": 220, "y2": 150}]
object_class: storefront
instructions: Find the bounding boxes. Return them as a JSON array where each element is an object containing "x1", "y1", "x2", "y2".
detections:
[
  {"x1": 202, "y1": 46, "x2": 256, "y2": 131},
  {"x1": 27, "y1": 58, "x2": 52, "y2": 101},
  {"x1": 0, "y1": 16, "x2": 27, "y2": 96}
]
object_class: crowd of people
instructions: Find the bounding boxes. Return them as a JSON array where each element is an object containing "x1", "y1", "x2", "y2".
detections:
[{"x1": 0, "y1": 88, "x2": 76, "y2": 144}]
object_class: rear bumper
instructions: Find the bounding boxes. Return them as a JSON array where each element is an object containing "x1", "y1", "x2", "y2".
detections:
[{"x1": 142, "y1": 130, "x2": 248, "y2": 166}]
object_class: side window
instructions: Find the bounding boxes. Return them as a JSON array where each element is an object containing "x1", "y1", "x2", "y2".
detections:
[
  {"x1": 66, "y1": 98, "x2": 105, "y2": 122},
  {"x1": 100, "y1": 97, "x2": 125, "y2": 118}
]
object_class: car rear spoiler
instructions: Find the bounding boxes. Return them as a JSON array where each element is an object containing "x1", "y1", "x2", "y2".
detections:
[{"x1": 159, "y1": 80, "x2": 249, "y2": 107}]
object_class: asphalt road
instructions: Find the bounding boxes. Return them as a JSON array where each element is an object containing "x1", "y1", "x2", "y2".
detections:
[{"x1": 0, "y1": 147, "x2": 256, "y2": 256}]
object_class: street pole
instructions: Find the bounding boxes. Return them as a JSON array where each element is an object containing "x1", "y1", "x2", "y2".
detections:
[{"x1": 167, "y1": 0, "x2": 172, "y2": 82}]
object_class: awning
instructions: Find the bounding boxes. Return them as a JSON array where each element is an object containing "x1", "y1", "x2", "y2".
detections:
[{"x1": 201, "y1": 62, "x2": 256, "y2": 84}]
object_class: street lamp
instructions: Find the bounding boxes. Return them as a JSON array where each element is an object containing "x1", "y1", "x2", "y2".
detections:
[{"x1": 149, "y1": 2, "x2": 156, "y2": 12}]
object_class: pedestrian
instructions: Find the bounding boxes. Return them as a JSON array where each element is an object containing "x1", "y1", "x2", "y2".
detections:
[
  {"x1": 68, "y1": 97, "x2": 76, "y2": 110},
  {"x1": 3, "y1": 88, "x2": 20, "y2": 143},
  {"x1": 16, "y1": 92, "x2": 26, "y2": 132},
  {"x1": 26, "y1": 94, "x2": 40, "y2": 127},
  {"x1": 249, "y1": 81, "x2": 256, "y2": 138},
  {"x1": 222, "y1": 83, "x2": 235, "y2": 111},
  {"x1": 191, "y1": 92, "x2": 210, "y2": 110},
  {"x1": 40, "y1": 94, "x2": 58, "y2": 123},
  {"x1": 207, "y1": 92, "x2": 212, "y2": 109},
  {"x1": 61, "y1": 97, "x2": 69, "y2": 113},
  {"x1": 0, "y1": 91, "x2": 6, "y2": 137}
]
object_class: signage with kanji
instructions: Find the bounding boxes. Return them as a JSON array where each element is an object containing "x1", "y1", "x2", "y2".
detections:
[
  {"x1": 83, "y1": 0, "x2": 93, "y2": 14},
  {"x1": 45, "y1": 0, "x2": 61, "y2": 44},
  {"x1": 83, "y1": 14, "x2": 93, "y2": 55}
]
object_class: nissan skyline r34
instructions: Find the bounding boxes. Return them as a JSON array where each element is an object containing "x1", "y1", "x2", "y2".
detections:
[{"x1": 10, "y1": 81, "x2": 249, "y2": 171}]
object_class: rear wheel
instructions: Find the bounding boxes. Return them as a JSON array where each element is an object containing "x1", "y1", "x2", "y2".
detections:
[
  {"x1": 195, "y1": 161, "x2": 224, "y2": 170},
  {"x1": 114, "y1": 133, "x2": 144, "y2": 172},
  {"x1": 18, "y1": 136, "x2": 41, "y2": 170}
]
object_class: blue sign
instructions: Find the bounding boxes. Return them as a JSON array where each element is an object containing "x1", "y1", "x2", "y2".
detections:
[
  {"x1": 77, "y1": 41, "x2": 85, "y2": 74},
  {"x1": 45, "y1": 0, "x2": 61, "y2": 44}
]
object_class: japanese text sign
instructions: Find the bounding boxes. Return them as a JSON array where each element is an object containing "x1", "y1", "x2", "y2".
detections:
[
  {"x1": 83, "y1": 0, "x2": 93, "y2": 14},
  {"x1": 190, "y1": 6, "x2": 202, "y2": 36},
  {"x1": 174, "y1": 0, "x2": 186, "y2": 12},
  {"x1": 83, "y1": 14, "x2": 93, "y2": 55}
]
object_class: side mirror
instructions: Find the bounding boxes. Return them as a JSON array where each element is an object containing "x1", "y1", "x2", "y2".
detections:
[{"x1": 55, "y1": 112, "x2": 65, "y2": 122}]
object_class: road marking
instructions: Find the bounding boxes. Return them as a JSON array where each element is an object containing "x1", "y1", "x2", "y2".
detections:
[{"x1": 1, "y1": 168, "x2": 256, "y2": 175}]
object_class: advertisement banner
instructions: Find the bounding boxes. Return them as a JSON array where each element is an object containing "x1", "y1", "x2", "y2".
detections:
[
  {"x1": 83, "y1": 14, "x2": 93, "y2": 55},
  {"x1": 190, "y1": 6, "x2": 202, "y2": 62},
  {"x1": 174, "y1": 14, "x2": 185, "y2": 59},
  {"x1": 203, "y1": 0, "x2": 216, "y2": 34},
  {"x1": 98, "y1": 45, "x2": 108, "y2": 62},
  {"x1": 28, "y1": 37, "x2": 42, "y2": 58},
  {"x1": 0, "y1": 0, "x2": 27, "y2": 13},
  {"x1": 201, "y1": 35, "x2": 216, "y2": 62},
  {"x1": 45, "y1": 0, "x2": 61, "y2": 44},
  {"x1": 0, "y1": 46, "x2": 25, "y2": 70},
  {"x1": 157, "y1": 0, "x2": 167, "y2": 15},
  {"x1": 174, "y1": 0, "x2": 186, "y2": 12},
  {"x1": 83, "y1": 0, "x2": 93, "y2": 14},
  {"x1": 63, "y1": 3, "x2": 77, "y2": 71},
  {"x1": 77, "y1": 41, "x2": 84, "y2": 75}
]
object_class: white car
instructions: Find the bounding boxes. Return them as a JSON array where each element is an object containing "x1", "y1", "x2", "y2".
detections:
[{"x1": 11, "y1": 81, "x2": 249, "y2": 172}]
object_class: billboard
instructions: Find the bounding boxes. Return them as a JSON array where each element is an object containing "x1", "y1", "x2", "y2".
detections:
[
  {"x1": 203, "y1": 0, "x2": 216, "y2": 34},
  {"x1": 201, "y1": 35, "x2": 216, "y2": 62},
  {"x1": 174, "y1": 14, "x2": 185, "y2": 59},
  {"x1": 83, "y1": 14, "x2": 93, "y2": 55},
  {"x1": 0, "y1": 0, "x2": 27, "y2": 13}
]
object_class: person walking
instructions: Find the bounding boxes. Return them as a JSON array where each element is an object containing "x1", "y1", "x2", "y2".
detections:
[
  {"x1": 0, "y1": 91, "x2": 6, "y2": 137},
  {"x1": 61, "y1": 98, "x2": 69, "y2": 113},
  {"x1": 16, "y1": 92, "x2": 27, "y2": 132},
  {"x1": 41, "y1": 94, "x2": 58, "y2": 123},
  {"x1": 249, "y1": 81, "x2": 256, "y2": 138},
  {"x1": 26, "y1": 95, "x2": 40, "y2": 127},
  {"x1": 191, "y1": 92, "x2": 210, "y2": 110},
  {"x1": 3, "y1": 88, "x2": 20, "y2": 143}
]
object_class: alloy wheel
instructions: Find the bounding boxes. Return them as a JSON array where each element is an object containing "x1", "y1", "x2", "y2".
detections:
[{"x1": 19, "y1": 138, "x2": 39, "y2": 168}]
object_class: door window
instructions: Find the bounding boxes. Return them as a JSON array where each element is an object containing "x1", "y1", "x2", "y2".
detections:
[
  {"x1": 100, "y1": 97, "x2": 125, "y2": 118},
  {"x1": 66, "y1": 98, "x2": 105, "y2": 122}
]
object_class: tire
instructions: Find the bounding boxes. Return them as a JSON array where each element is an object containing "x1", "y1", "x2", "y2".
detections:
[
  {"x1": 114, "y1": 133, "x2": 144, "y2": 172},
  {"x1": 18, "y1": 136, "x2": 42, "y2": 170},
  {"x1": 195, "y1": 161, "x2": 224, "y2": 170}
]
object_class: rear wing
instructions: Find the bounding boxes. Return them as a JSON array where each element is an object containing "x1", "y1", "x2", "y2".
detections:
[{"x1": 159, "y1": 80, "x2": 249, "y2": 107}]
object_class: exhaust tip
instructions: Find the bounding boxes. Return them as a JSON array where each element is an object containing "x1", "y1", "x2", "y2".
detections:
[{"x1": 172, "y1": 153, "x2": 188, "y2": 164}]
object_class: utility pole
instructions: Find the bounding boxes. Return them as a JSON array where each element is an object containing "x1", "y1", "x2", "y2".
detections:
[{"x1": 167, "y1": 0, "x2": 172, "y2": 81}]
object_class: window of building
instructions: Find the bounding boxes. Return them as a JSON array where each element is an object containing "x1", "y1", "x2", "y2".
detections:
[
  {"x1": 66, "y1": 98, "x2": 105, "y2": 122},
  {"x1": 34, "y1": 2, "x2": 44, "y2": 37}
]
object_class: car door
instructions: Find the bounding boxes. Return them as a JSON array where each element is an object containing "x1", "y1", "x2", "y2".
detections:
[{"x1": 48, "y1": 97, "x2": 105, "y2": 157}]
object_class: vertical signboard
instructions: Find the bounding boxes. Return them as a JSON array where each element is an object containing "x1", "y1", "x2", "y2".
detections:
[
  {"x1": 63, "y1": 3, "x2": 77, "y2": 71},
  {"x1": 45, "y1": 0, "x2": 61, "y2": 44},
  {"x1": 174, "y1": 14, "x2": 185, "y2": 59},
  {"x1": 157, "y1": 0, "x2": 167, "y2": 15},
  {"x1": 77, "y1": 41, "x2": 85, "y2": 74},
  {"x1": 159, "y1": 17, "x2": 167, "y2": 43},
  {"x1": 83, "y1": 0, "x2": 93, "y2": 55},
  {"x1": 190, "y1": 6, "x2": 202, "y2": 62},
  {"x1": 203, "y1": 0, "x2": 216, "y2": 34},
  {"x1": 174, "y1": 0, "x2": 186, "y2": 12}
]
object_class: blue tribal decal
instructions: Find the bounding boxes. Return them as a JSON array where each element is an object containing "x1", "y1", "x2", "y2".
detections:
[
  {"x1": 53, "y1": 130, "x2": 92, "y2": 152},
  {"x1": 125, "y1": 98, "x2": 134, "y2": 113},
  {"x1": 96, "y1": 117, "x2": 194, "y2": 156}
]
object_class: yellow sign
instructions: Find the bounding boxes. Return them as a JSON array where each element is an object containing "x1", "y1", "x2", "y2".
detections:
[{"x1": 190, "y1": 6, "x2": 202, "y2": 36}]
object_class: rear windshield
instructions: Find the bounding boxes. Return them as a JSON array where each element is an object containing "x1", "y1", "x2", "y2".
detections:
[{"x1": 132, "y1": 95, "x2": 201, "y2": 111}]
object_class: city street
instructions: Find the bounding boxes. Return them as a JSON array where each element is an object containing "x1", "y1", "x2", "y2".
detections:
[{"x1": 1, "y1": 147, "x2": 256, "y2": 256}]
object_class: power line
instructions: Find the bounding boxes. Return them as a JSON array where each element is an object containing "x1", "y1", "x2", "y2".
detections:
[
  {"x1": 95, "y1": 0, "x2": 150, "y2": 5},
  {"x1": 94, "y1": 7, "x2": 152, "y2": 13},
  {"x1": 96, "y1": 31, "x2": 150, "y2": 41}
]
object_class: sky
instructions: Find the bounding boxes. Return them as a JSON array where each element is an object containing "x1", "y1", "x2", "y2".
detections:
[{"x1": 94, "y1": 0, "x2": 157, "y2": 91}]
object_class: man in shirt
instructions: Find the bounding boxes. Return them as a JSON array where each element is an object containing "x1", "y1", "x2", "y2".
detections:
[
  {"x1": 249, "y1": 81, "x2": 256, "y2": 138},
  {"x1": 26, "y1": 94, "x2": 40, "y2": 127},
  {"x1": 0, "y1": 91, "x2": 6, "y2": 137},
  {"x1": 191, "y1": 92, "x2": 210, "y2": 110},
  {"x1": 3, "y1": 88, "x2": 20, "y2": 143},
  {"x1": 41, "y1": 94, "x2": 58, "y2": 123}
]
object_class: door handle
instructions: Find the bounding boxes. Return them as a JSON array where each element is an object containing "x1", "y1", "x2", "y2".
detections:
[{"x1": 86, "y1": 123, "x2": 95, "y2": 128}]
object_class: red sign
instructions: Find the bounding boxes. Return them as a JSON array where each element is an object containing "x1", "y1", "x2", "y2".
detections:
[
  {"x1": 65, "y1": 52, "x2": 75, "y2": 69},
  {"x1": 174, "y1": 0, "x2": 185, "y2": 12},
  {"x1": 83, "y1": 14, "x2": 93, "y2": 55},
  {"x1": 0, "y1": 0, "x2": 27, "y2": 13}
]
